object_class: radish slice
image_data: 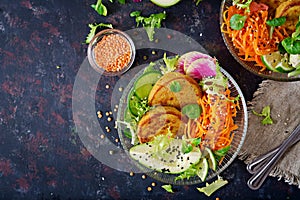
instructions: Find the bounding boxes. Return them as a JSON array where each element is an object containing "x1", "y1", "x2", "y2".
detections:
[{"x1": 185, "y1": 58, "x2": 217, "y2": 80}]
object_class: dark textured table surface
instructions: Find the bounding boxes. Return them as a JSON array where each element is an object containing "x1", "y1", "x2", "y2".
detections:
[{"x1": 1, "y1": 0, "x2": 300, "y2": 199}]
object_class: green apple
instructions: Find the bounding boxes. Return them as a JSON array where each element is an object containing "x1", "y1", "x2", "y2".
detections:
[{"x1": 150, "y1": 0, "x2": 181, "y2": 8}]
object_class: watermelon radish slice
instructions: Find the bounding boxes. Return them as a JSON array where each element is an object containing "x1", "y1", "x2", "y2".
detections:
[{"x1": 185, "y1": 58, "x2": 217, "y2": 80}]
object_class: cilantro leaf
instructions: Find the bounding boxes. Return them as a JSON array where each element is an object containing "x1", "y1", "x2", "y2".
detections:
[
  {"x1": 85, "y1": 23, "x2": 113, "y2": 44},
  {"x1": 130, "y1": 11, "x2": 166, "y2": 41},
  {"x1": 252, "y1": 105, "x2": 273, "y2": 125}
]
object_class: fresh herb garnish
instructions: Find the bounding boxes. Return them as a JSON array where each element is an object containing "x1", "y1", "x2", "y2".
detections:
[
  {"x1": 161, "y1": 184, "x2": 174, "y2": 193},
  {"x1": 85, "y1": 23, "x2": 113, "y2": 44},
  {"x1": 194, "y1": 0, "x2": 202, "y2": 6},
  {"x1": 214, "y1": 146, "x2": 231, "y2": 157},
  {"x1": 266, "y1": 17, "x2": 286, "y2": 39},
  {"x1": 191, "y1": 138, "x2": 201, "y2": 146},
  {"x1": 233, "y1": 0, "x2": 253, "y2": 12},
  {"x1": 182, "y1": 141, "x2": 193, "y2": 154},
  {"x1": 118, "y1": 0, "x2": 126, "y2": 4},
  {"x1": 175, "y1": 165, "x2": 197, "y2": 181},
  {"x1": 170, "y1": 81, "x2": 181, "y2": 92},
  {"x1": 182, "y1": 104, "x2": 201, "y2": 119},
  {"x1": 91, "y1": 0, "x2": 108, "y2": 16},
  {"x1": 252, "y1": 105, "x2": 273, "y2": 125},
  {"x1": 230, "y1": 14, "x2": 247, "y2": 30},
  {"x1": 160, "y1": 53, "x2": 179, "y2": 74},
  {"x1": 130, "y1": 11, "x2": 166, "y2": 41},
  {"x1": 281, "y1": 16, "x2": 300, "y2": 54}
]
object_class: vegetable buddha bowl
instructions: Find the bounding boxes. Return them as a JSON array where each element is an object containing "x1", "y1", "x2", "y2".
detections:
[
  {"x1": 220, "y1": 0, "x2": 300, "y2": 81},
  {"x1": 116, "y1": 51, "x2": 248, "y2": 185},
  {"x1": 87, "y1": 29, "x2": 136, "y2": 76}
]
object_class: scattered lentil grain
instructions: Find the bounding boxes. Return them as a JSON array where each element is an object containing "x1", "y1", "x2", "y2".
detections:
[
  {"x1": 142, "y1": 174, "x2": 147, "y2": 179},
  {"x1": 147, "y1": 187, "x2": 152, "y2": 192},
  {"x1": 129, "y1": 171, "x2": 134, "y2": 176}
]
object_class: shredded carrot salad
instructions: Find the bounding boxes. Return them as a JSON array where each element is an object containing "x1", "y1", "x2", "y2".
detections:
[
  {"x1": 221, "y1": 5, "x2": 289, "y2": 71},
  {"x1": 184, "y1": 88, "x2": 240, "y2": 153}
]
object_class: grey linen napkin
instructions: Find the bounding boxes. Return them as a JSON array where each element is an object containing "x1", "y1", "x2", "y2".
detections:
[{"x1": 238, "y1": 80, "x2": 300, "y2": 187}]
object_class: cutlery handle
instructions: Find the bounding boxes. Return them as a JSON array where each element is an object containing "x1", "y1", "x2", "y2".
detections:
[
  {"x1": 246, "y1": 147, "x2": 278, "y2": 174},
  {"x1": 247, "y1": 133, "x2": 300, "y2": 174},
  {"x1": 247, "y1": 124, "x2": 300, "y2": 190}
]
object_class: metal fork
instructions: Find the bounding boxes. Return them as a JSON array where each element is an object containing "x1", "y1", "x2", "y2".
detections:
[{"x1": 247, "y1": 123, "x2": 300, "y2": 190}]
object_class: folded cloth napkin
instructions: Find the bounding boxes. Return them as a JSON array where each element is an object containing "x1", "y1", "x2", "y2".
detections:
[{"x1": 239, "y1": 80, "x2": 300, "y2": 187}]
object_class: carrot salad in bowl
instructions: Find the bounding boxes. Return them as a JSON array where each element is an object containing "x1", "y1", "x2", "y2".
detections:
[{"x1": 221, "y1": 0, "x2": 300, "y2": 78}]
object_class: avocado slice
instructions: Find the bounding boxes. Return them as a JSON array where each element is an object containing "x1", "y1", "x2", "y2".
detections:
[
  {"x1": 129, "y1": 138, "x2": 202, "y2": 174},
  {"x1": 150, "y1": 0, "x2": 181, "y2": 8}
]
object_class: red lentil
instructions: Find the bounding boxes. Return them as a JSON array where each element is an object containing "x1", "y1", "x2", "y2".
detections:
[{"x1": 94, "y1": 34, "x2": 131, "y2": 72}]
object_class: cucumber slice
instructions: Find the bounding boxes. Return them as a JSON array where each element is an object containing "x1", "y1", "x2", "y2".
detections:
[
  {"x1": 150, "y1": 0, "x2": 181, "y2": 8},
  {"x1": 127, "y1": 89, "x2": 141, "y2": 116},
  {"x1": 134, "y1": 71, "x2": 162, "y2": 99}
]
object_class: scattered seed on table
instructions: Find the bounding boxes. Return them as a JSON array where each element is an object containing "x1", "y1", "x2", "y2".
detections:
[
  {"x1": 147, "y1": 187, "x2": 152, "y2": 192},
  {"x1": 107, "y1": 117, "x2": 112, "y2": 122},
  {"x1": 143, "y1": 55, "x2": 148, "y2": 60},
  {"x1": 151, "y1": 50, "x2": 156, "y2": 55},
  {"x1": 142, "y1": 174, "x2": 147, "y2": 179},
  {"x1": 151, "y1": 182, "x2": 156, "y2": 187},
  {"x1": 100, "y1": 134, "x2": 105, "y2": 139},
  {"x1": 115, "y1": 138, "x2": 119, "y2": 143},
  {"x1": 129, "y1": 171, "x2": 134, "y2": 176},
  {"x1": 105, "y1": 112, "x2": 110, "y2": 116},
  {"x1": 118, "y1": 87, "x2": 123, "y2": 92},
  {"x1": 109, "y1": 111, "x2": 112, "y2": 115},
  {"x1": 105, "y1": 84, "x2": 110, "y2": 89}
]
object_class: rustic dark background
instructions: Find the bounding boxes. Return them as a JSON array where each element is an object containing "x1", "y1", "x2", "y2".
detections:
[{"x1": 0, "y1": 0, "x2": 299, "y2": 199}]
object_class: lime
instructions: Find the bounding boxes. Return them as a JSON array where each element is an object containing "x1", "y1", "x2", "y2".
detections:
[
  {"x1": 204, "y1": 147, "x2": 217, "y2": 171},
  {"x1": 261, "y1": 51, "x2": 282, "y2": 72},
  {"x1": 196, "y1": 157, "x2": 209, "y2": 182},
  {"x1": 274, "y1": 55, "x2": 294, "y2": 73},
  {"x1": 275, "y1": 63, "x2": 295, "y2": 73}
]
